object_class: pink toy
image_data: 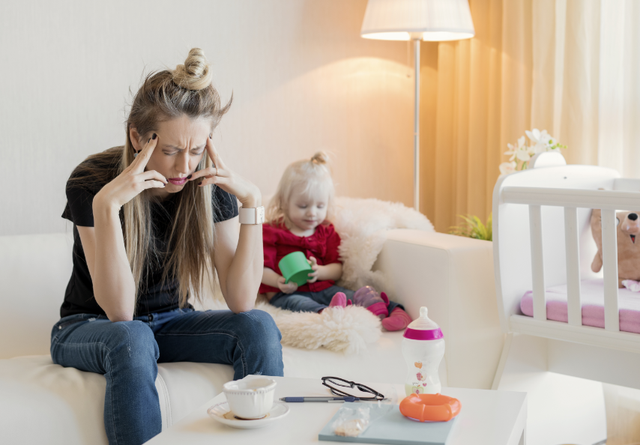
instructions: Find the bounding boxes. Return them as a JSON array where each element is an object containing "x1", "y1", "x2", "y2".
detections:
[{"x1": 353, "y1": 286, "x2": 389, "y2": 319}]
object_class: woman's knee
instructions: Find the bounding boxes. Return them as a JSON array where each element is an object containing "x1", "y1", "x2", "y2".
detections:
[
  {"x1": 234, "y1": 310, "x2": 283, "y2": 377},
  {"x1": 106, "y1": 321, "x2": 159, "y2": 365},
  {"x1": 235, "y1": 310, "x2": 282, "y2": 345}
]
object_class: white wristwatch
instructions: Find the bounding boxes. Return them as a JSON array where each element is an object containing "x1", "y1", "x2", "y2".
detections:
[{"x1": 239, "y1": 206, "x2": 265, "y2": 225}]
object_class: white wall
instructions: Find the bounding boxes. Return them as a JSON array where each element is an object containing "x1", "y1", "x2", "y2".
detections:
[{"x1": 0, "y1": 0, "x2": 414, "y2": 236}]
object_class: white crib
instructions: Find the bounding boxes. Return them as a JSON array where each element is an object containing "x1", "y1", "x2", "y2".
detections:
[{"x1": 492, "y1": 152, "x2": 640, "y2": 391}]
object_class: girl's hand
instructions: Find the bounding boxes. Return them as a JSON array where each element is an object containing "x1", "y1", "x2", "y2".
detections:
[
  {"x1": 277, "y1": 276, "x2": 298, "y2": 294},
  {"x1": 307, "y1": 256, "x2": 321, "y2": 283},
  {"x1": 94, "y1": 134, "x2": 167, "y2": 210},
  {"x1": 189, "y1": 136, "x2": 262, "y2": 207}
]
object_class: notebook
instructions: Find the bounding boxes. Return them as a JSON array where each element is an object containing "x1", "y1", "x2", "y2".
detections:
[{"x1": 318, "y1": 403, "x2": 458, "y2": 445}]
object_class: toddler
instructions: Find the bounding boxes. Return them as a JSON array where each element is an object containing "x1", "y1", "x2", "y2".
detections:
[{"x1": 259, "y1": 152, "x2": 412, "y2": 331}]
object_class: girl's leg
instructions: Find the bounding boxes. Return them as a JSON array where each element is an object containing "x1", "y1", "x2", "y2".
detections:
[
  {"x1": 50, "y1": 314, "x2": 161, "y2": 445},
  {"x1": 153, "y1": 309, "x2": 284, "y2": 379},
  {"x1": 304, "y1": 286, "x2": 355, "y2": 306},
  {"x1": 269, "y1": 292, "x2": 327, "y2": 313}
]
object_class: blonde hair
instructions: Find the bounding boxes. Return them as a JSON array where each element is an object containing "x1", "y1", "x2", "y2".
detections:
[
  {"x1": 72, "y1": 48, "x2": 231, "y2": 310},
  {"x1": 266, "y1": 151, "x2": 335, "y2": 227}
]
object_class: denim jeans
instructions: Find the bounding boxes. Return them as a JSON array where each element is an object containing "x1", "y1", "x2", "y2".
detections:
[
  {"x1": 269, "y1": 285, "x2": 401, "y2": 313},
  {"x1": 50, "y1": 308, "x2": 283, "y2": 445}
]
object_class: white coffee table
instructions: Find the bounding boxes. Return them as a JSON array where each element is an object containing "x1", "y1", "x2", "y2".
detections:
[{"x1": 145, "y1": 376, "x2": 527, "y2": 445}]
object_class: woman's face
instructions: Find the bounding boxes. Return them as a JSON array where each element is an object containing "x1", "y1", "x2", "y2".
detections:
[{"x1": 130, "y1": 115, "x2": 212, "y2": 198}]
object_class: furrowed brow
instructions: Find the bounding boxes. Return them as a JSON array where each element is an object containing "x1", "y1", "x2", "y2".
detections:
[{"x1": 162, "y1": 144, "x2": 205, "y2": 151}]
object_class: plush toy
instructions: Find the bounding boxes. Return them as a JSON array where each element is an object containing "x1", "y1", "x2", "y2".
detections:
[
  {"x1": 353, "y1": 286, "x2": 389, "y2": 319},
  {"x1": 591, "y1": 209, "x2": 640, "y2": 289}
]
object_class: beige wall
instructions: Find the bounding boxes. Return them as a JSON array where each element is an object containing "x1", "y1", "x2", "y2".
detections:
[{"x1": 0, "y1": 0, "x2": 414, "y2": 236}]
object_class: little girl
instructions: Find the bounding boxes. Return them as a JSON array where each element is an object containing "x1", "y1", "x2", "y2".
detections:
[{"x1": 259, "y1": 152, "x2": 412, "y2": 331}]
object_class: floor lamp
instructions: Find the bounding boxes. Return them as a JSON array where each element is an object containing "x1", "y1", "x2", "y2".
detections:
[{"x1": 360, "y1": 0, "x2": 475, "y2": 212}]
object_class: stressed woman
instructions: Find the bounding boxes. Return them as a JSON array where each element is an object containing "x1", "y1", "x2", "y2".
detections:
[{"x1": 52, "y1": 48, "x2": 283, "y2": 445}]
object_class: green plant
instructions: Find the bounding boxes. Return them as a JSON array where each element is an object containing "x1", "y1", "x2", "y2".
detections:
[{"x1": 449, "y1": 214, "x2": 492, "y2": 241}]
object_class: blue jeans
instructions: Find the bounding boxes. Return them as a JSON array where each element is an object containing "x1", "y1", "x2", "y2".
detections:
[
  {"x1": 269, "y1": 285, "x2": 401, "y2": 313},
  {"x1": 50, "y1": 308, "x2": 283, "y2": 445}
]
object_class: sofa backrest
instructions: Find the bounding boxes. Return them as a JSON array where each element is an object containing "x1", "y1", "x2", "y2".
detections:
[{"x1": 0, "y1": 232, "x2": 73, "y2": 358}]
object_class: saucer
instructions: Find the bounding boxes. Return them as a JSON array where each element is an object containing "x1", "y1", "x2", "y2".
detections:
[{"x1": 207, "y1": 401, "x2": 290, "y2": 429}]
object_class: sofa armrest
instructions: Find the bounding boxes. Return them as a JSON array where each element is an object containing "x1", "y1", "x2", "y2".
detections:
[{"x1": 373, "y1": 230, "x2": 502, "y2": 389}]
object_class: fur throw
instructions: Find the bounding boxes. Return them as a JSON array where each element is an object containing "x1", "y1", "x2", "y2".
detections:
[
  {"x1": 332, "y1": 197, "x2": 434, "y2": 293},
  {"x1": 205, "y1": 299, "x2": 381, "y2": 354}
]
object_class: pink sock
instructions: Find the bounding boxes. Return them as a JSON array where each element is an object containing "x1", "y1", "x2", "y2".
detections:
[
  {"x1": 329, "y1": 292, "x2": 347, "y2": 308},
  {"x1": 381, "y1": 307, "x2": 412, "y2": 331}
]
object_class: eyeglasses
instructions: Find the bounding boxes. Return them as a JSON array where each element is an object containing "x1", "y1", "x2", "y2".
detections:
[{"x1": 321, "y1": 376, "x2": 385, "y2": 401}]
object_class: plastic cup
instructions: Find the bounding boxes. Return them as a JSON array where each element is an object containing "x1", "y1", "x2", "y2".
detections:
[{"x1": 278, "y1": 251, "x2": 313, "y2": 286}]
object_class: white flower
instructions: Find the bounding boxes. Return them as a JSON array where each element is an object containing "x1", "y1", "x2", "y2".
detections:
[
  {"x1": 505, "y1": 136, "x2": 526, "y2": 161},
  {"x1": 527, "y1": 129, "x2": 554, "y2": 154},
  {"x1": 499, "y1": 161, "x2": 516, "y2": 176},
  {"x1": 501, "y1": 129, "x2": 565, "y2": 173},
  {"x1": 516, "y1": 147, "x2": 531, "y2": 162},
  {"x1": 525, "y1": 128, "x2": 542, "y2": 143}
]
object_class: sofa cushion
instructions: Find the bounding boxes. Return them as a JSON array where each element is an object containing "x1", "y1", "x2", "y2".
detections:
[{"x1": 0, "y1": 355, "x2": 234, "y2": 445}]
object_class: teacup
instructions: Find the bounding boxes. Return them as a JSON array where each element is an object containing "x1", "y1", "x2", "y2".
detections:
[{"x1": 223, "y1": 376, "x2": 277, "y2": 420}]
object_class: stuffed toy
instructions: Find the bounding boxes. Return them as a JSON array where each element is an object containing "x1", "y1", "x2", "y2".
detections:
[{"x1": 591, "y1": 209, "x2": 640, "y2": 289}]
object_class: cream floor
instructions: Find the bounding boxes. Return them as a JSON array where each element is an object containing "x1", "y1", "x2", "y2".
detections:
[{"x1": 498, "y1": 364, "x2": 640, "y2": 445}]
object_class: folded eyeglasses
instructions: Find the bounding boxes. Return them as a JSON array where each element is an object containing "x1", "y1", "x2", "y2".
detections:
[{"x1": 321, "y1": 376, "x2": 385, "y2": 401}]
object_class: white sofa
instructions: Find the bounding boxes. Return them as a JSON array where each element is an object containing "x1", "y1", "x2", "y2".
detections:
[{"x1": 0, "y1": 228, "x2": 501, "y2": 444}]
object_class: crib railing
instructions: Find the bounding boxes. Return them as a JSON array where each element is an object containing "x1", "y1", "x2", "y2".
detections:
[{"x1": 501, "y1": 186, "x2": 640, "y2": 333}]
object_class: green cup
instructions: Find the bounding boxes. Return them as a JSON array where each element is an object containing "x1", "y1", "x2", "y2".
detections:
[{"x1": 278, "y1": 252, "x2": 313, "y2": 286}]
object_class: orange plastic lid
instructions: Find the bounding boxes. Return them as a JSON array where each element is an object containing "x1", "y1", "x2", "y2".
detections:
[{"x1": 399, "y1": 393, "x2": 461, "y2": 422}]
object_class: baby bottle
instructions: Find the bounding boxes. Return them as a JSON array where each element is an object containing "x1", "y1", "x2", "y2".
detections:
[{"x1": 402, "y1": 306, "x2": 445, "y2": 396}]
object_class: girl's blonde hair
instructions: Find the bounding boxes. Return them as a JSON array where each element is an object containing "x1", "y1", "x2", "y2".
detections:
[
  {"x1": 72, "y1": 48, "x2": 231, "y2": 310},
  {"x1": 266, "y1": 151, "x2": 335, "y2": 227}
]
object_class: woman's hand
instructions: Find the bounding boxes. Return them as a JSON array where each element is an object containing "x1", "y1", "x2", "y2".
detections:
[
  {"x1": 277, "y1": 276, "x2": 298, "y2": 294},
  {"x1": 307, "y1": 256, "x2": 321, "y2": 283},
  {"x1": 189, "y1": 136, "x2": 262, "y2": 207},
  {"x1": 94, "y1": 135, "x2": 167, "y2": 211}
]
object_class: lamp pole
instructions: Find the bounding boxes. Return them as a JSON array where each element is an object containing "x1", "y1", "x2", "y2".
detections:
[{"x1": 413, "y1": 37, "x2": 421, "y2": 212}]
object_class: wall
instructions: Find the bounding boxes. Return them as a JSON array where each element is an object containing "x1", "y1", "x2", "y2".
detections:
[{"x1": 0, "y1": 0, "x2": 414, "y2": 236}]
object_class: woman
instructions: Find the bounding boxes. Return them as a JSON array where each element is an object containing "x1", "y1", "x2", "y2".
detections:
[{"x1": 51, "y1": 48, "x2": 283, "y2": 445}]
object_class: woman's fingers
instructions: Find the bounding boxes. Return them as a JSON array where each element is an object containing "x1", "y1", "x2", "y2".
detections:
[
  {"x1": 139, "y1": 180, "x2": 167, "y2": 191},
  {"x1": 189, "y1": 166, "x2": 219, "y2": 181},
  {"x1": 131, "y1": 133, "x2": 158, "y2": 172},
  {"x1": 139, "y1": 170, "x2": 168, "y2": 185},
  {"x1": 206, "y1": 135, "x2": 227, "y2": 171}
]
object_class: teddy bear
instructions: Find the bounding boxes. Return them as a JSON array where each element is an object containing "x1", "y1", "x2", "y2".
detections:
[{"x1": 591, "y1": 208, "x2": 640, "y2": 289}]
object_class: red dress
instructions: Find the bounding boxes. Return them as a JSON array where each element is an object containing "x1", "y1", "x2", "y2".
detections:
[{"x1": 259, "y1": 221, "x2": 342, "y2": 294}]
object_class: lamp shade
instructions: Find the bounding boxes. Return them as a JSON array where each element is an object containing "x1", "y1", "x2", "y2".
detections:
[{"x1": 361, "y1": 0, "x2": 474, "y2": 41}]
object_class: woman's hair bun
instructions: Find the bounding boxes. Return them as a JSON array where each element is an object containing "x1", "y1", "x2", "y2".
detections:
[
  {"x1": 172, "y1": 48, "x2": 214, "y2": 91},
  {"x1": 310, "y1": 151, "x2": 329, "y2": 165}
]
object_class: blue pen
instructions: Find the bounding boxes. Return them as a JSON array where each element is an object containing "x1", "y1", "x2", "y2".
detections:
[{"x1": 280, "y1": 396, "x2": 359, "y2": 403}]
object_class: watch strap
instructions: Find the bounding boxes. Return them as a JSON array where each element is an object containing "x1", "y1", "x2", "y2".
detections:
[{"x1": 239, "y1": 206, "x2": 265, "y2": 224}]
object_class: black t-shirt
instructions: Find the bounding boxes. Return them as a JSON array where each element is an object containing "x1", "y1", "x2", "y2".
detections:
[{"x1": 60, "y1": 153, "x2": 239, "y2": 318}]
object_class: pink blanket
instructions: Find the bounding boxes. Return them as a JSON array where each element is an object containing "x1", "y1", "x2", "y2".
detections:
[{"x1": 520, "y1": 279, "x2": 640, "y2": 334}]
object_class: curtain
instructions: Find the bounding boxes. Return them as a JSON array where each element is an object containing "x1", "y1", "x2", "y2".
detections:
[
  {"x1": 420, "y1": 0, "x2": 640, "y2": 234},
  {"x1": 533, "y1": 0, "x2": 640, "y2": 174},
  {"x1": 420, "y1": 0, "x2": 534, "y2": 233}
]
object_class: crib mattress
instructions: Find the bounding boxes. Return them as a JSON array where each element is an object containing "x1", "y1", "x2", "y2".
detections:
[{"x1": 520, "y1": 279, "x2": 640, "y2": 334}]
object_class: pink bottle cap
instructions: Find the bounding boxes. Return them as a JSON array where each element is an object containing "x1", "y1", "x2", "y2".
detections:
[{"x1": 403, "y1": 307, "x2": 443, "y2": 340}]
